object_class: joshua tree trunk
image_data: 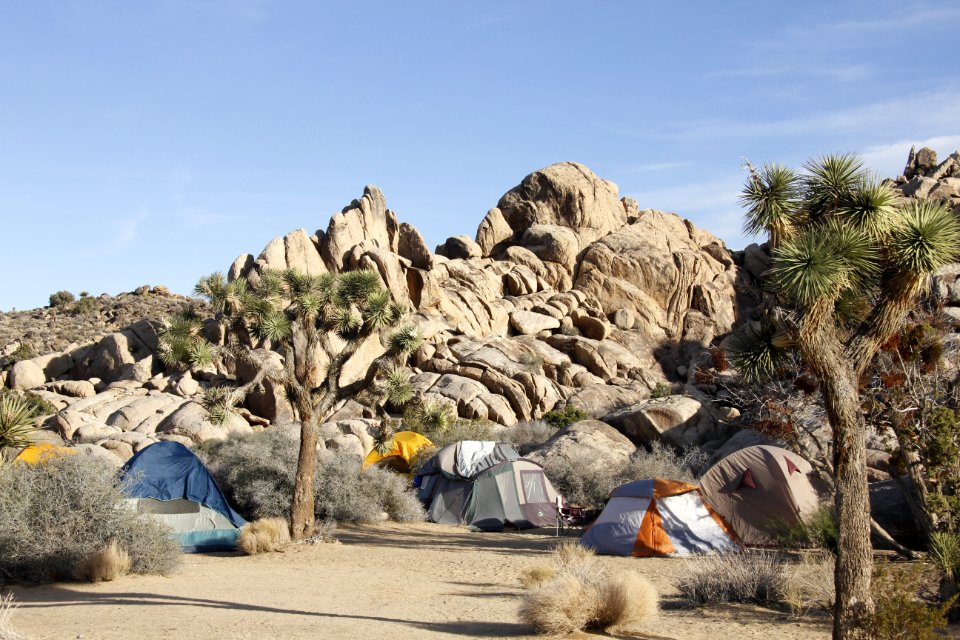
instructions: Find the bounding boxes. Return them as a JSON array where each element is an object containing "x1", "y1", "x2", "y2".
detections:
[
  {"x1": 796, "y1": 300, "x2": 874, "y2": 640},
  {"x1": 824, "y1": 379, "x2": 874, "y2": 639},
  {"x1": 290, "y1": 401, "x2": 318, "y2": 540}
]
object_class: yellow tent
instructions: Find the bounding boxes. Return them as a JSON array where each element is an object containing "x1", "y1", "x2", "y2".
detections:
[
  {"x1": 15, "y1": 443, "x2": 76, "y2": 465},
  {"x1": 362, "y1": 431, "x2": 433, "y2": 474}
]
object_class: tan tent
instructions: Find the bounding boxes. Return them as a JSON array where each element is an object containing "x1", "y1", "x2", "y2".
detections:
[{"x1": 697, "y1": 445, "x2": 826, "y2": 546}]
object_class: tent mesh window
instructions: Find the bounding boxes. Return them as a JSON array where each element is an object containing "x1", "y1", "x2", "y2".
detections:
[{"x1": 520, "y1": 470, "x2": 549, "y2": 504}]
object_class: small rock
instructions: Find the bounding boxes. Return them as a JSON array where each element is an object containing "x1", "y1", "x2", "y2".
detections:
[{"x1": 612, "y1": 308, "x2": 635, "y2": 330}]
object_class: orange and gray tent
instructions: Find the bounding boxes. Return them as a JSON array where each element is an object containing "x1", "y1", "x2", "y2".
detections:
[
  {"x1": 697, "y1": 445, "x2": 826, "y2": 546},
  {"x1": 15, "y1": 444, "x2": 76, "y2": 464},
  {"x1": 414, "y1": 441, "x2": 560, "y2": 531},
  {"x1": 580, "y1": 479, "x2": 738, "y2": 557},
  {"x1": 362, "y1": 431, "x2": 433, "y2": 474}
]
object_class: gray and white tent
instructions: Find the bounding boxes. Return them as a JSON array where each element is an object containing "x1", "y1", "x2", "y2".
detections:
[{"x1": 414, "y1": 441, "x2": 559, "y2": 531}]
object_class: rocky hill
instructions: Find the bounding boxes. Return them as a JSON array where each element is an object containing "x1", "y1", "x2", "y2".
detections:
[{"x1": 3, "y1": 150, "x2": 959, "y2": 474}]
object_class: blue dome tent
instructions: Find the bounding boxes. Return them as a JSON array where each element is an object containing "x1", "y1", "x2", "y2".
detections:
[{"x1": 121, "y1": 441, "x2": 246, "y2": 552}]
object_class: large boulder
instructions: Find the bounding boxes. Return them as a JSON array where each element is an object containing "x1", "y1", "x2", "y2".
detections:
[
  {"x1": 604, "y1": 395, "x2": 722, "y2": 448},
  {"x1": 575, "y1": 210, "x2": 737, "y2": 344},
  {"x1": 497, "y1": 162, "x2": 628, "y2": 235},
  {"x1": 8, "y1": 360, "x2": 45, "y2": 390},
  {"x1": 475, "y1": 207, "x2": 513, "y2": 256},
  {"x1": 527, "y1": 419, "x2": 636, "y2": 467}
]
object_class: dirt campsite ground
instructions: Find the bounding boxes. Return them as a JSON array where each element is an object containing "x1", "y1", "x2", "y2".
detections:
[{"x1": 8, "y1": 523, "x2": 833, "y2": 640}]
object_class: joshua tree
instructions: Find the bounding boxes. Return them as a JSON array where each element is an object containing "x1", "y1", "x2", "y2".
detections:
[
  {"x1": 159, "y1": 268, "x2": 422, "y2": 539},
  {"x1": 730, "y1": 154, "x2": 960, "y2": 639}
]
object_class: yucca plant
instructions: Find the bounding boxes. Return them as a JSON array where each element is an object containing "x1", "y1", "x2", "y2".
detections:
[
  {"x1": 0, "y1": 394, "x2": 37, "y2": 450},
  {"x1": 730, "y1": 153, "x2": 960, "y2": 640},
  {"x1": 159, "y1": 267, "x2": 421, "y2": 540}
]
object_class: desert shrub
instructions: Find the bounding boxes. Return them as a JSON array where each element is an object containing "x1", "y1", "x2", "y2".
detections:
[
  {"x1": 0, "y1": 344, "x2": 34, "y2": 371},
  {"x1": 774, "y1": 505, "x2": 838, "y2": 552},
  {"x1": 0, "y1": 592, "x2": 24, "y2": 640},
  {"x1": 315, "y1": 451, "x2": 425, "y2": 524},
  {"x1": 650, "y1": 382, "x2": 673, "y2": 399},
  {"x1": 201, "y1": 427, "x2": 425, "y2": 524},
  {"x1": 71, "y1": 296, "x2": 100, "y2": 316},
  {"x1": 540, "y1": 450, "x2": 622, "y2": 509},
  {"x1": 623, "y1": 441, "x2": 707, "y2": 483},
  {"x1": 677, "y1": 551, "x2": 784, "y2": 605},
  {"x1": 541, "y1": 443, "x2": 707, "y2": 509},
  {"x1": 499, "y1": 420, "x2": 555, "y2": 454},
  {"x1": 519, "y1": 540, "x2": 658, "y2": 634},
  {"x1": 199, "y1": 426, "x2": 300, "y2": 520},
  {"x1": 867, "y1": 562, "x2": 955, "y2": 640},
  {"x1": 519, "y1": 565, "x2": 556, "y2": 589},
  {"x1": 779, "y1": 553, "x2": 834, "y2": 617},
  {"x1": 48, "y1": 290, "x2": 75, "y2": 307},
  {"x1": 543, "y1": 405, "x2": 586, "y2": 429},
  {"x1": 0, "y1": 455, "x2": 181, "y2": 584},
  {"x1": 237, "y1": 518, "x2": 291, "y2": 555},
  {"x1": 417, "y1": 419, "x2": 498, "y2": 450},
  {"x1": 73, "y1": 540, "x2": 132, "y2": 583}
]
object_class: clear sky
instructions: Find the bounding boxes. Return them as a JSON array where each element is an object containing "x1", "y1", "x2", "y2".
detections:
[{"x1": 1, "y1": 1, "x2": 958, "y2": 311}]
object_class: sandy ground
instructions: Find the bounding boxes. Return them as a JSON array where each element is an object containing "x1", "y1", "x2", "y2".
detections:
[{"x1": 6, "y1": 523, "x2": 832, "y2": 640}]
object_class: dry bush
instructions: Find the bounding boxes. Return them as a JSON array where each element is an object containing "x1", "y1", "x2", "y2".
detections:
[
  {"x1": 780, "y1": 554, "x2": 834, "y2": 617},
  {"x1": 73, "y1": 541, "x2": 132, "y2": 583},
  {"x1": 0, "y1": 593, "x2": 24, "y2": 640},
  {"x1": 519, "y1": 565, "x2": 556, "y2": 589},
  {"x1": 593, "y1": 570, "x2": 659, "y2": 631},
  {"x1": 0, "y1": 455, "x2": 180, "y2": 584},
  {"x1": 541, "y1": 443, "x2": 706, "y2": 509},
  {"x1": 677, "y1": 551, "x2": 784, "y2": 605},
  {"x1": 201, "y1": 428, "x2": 425, "y2": 524},
  {"x1": 304, "y1": 520, "x2": 339, "y2": 544},
  {"x1": 237, "y1": 518, "x2": 291, "y2": 555},
  {"x1": 519, "y1": 541, "x2": 658, "y2": 634}
]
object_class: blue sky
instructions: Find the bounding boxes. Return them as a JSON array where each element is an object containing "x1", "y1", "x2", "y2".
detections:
[{"x1": 1, "y1": 1, "x2": 959, "y2": 311}]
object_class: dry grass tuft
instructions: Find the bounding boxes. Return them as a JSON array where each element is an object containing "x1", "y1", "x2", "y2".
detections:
[
  {"x1": 593, "y1": 570, "x2": 660, "y2": 631},
  {"x1": 677, "y1": 551, "x2": 784, "y2": 605},
  {"x1": 73, "y1": 540, "x2": 131, "y2": 583},
  {"x1": 553, "y1": 539, "x2": 596, "y2": 572},
  {"x1": 237, "y1": 518, "x2": 292, "y2": 555},
  {"x1": 0, "y1": 592, "x2": 24, "y2": 640},
  {"x1": 519, "y1": 565, "x2": 557, "y2": 590},
  {"x1": 780, "y1": 553, "x2": 834, "y2": 617},
  {"x1": 519, "y1": 541, "x2": 658, "y2": 634},
  {"x1": 520, "y1": 573, "x2": 601, "y2": 635}
]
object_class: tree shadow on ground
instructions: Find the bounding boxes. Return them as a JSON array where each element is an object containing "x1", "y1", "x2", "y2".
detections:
[{"x1": 11, "y1": 586, "x2": 531, "y2": 637}]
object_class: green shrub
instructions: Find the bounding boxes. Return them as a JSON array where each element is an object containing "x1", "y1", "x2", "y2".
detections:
[
  {"x1": 0, "y1": 455, "x2": 181, "y2": 584},
  {"x1": 650, "y1": 382, "x2": 673, "y2": 399},
  {"x1": 867, "y1": 562, "x2": 955, "y2": 640},
  {"x1": 543, "y1": 405, "x2": 587, "y2": 429},
  {"x1": 200, "y1": 426, "x2": 425, "y2": 524},
  {"x1": 48, "y1": 290, "x2": 75, "y2": 307},
  {"x1": 71, "y1": 296, "x2": 100, "y2": 316},
  {"x1": 774, "y1": 505, "x2": 838, "y2": 553}
]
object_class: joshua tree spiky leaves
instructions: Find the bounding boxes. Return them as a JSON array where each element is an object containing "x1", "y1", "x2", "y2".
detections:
[
  {"x1": 160, "y1": 267, "x2": 421, "y2": 539},
  {"x1": 732, "y1": 154, "x2": 960, "y2": 640}
]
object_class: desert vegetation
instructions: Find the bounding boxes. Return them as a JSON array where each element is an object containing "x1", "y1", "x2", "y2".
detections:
[
  {"x1": 730, "y1": 153, "x2": 960, "y2": 637},
  {"x1": 518, "y1": 541, "x2": 658, "y2": 635},
  {"x1": 0, "y1": 455, "x2": 181, "y2": 584},
  {"x1": 161, "y1": 268, "x2": 423, "y2": 539},
  {"x1": 540, "y1": 442, "x2": 708, "y2": 509},
  {"x1": 200, "y1": 427, "x2": 425, "y2": 526},
  {"x1": 237, "y1": 518, "x2": 293, "y2": 555}
]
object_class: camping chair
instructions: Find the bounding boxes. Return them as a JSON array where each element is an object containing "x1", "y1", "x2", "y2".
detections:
[{"x1": 555, "y1": 496, "x2": 593, "y2": 536}]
